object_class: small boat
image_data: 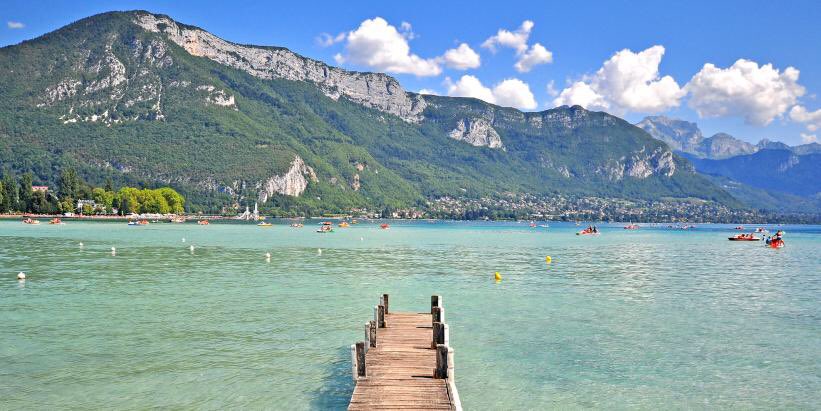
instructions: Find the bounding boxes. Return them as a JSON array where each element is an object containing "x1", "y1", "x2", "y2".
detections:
[
  {"x1": 49, "y1": 218, "x2": 64, "y2": 225},
  {"x1": 380, "y1": 223, "x2": 390, "y2": 230},
  {"x1": 127, "y1": 221, "x2": 140, "y2": 226},
  {"x1": 529, "y1": 222, "x2": 537, "y2": 228},
  {"x1": 290, "y1": 223, "x2": 304, "y2": 228},
  {"x1": 576, "y1": 230, "x2": 599, "y2": 236},
  {"x1": 351, "y1": 219, "x2": 359, "y2": 225},
  {"x1": 734, "y1": 226, "x2": 745, "y2": 230},
  {"x1": 624, "y1": 224, "x2": 639, "y2": 230},
  {"x1": 538, "y1": 224, "x2": 549, "y2": 228},
  {"x1": 317, "y1": 222, "x2": 333, "y2": 233},
  {"x1": 769, "y1": 239, "x2": 785, "y2": 248},
  {"x1": 197, "y1": 220, "x2": 210, "y2": 225},
  {"x1": 755, "y1": 227, "x2": 767, "y2": 233},
  {"x1": 257, "y1": 222, "x2": 273, "y2": 227},
  {"x1": 338, "y1": 221, "x2": 350, "y2": 228},
  {"x1": 138, "y1": 220, "x2": 150, "y2": 225},
  {"x1": 170, "y1": 216, "x2": 186, "y2": 223},
  {"x1": 728, "y1": 234, "x2": 760, "y2": 241},
  {"x1": 22, "y1": 218, "x2": 40, "y2": 225}
]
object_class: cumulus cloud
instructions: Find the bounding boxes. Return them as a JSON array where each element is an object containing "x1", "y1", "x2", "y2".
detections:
[
  {"x1": 553, "y1": 45, "x2": 684, "y2": 114},
  {"x1": 685, "y1": 59, "x2": 805, "y2": 126},
  {"x1": 790, "y1": 105, "x2": 821, "y2": 132},
  {"x1": 445, "y1": 75, "x2": 537, "y2": 110},
  {"x1": 800, "y1": 133, "x2": 817, "y2": 144},
  {"x1": 514, "y1": 43, "x2": 552, "y2": 73},
  {"x1": 482, "y1": 20, "x2": 552, "y2": 72},
  {"x1": 7, "y1": 21, "x2": 25, "y2": 29},
  {"x1": 417, "y1": 88, "x2": 439, "y2": 95},
  {"x1": 316, "y1": 32, "x2": 346, "y2": 47},
  {"x1": 442, "y1": 43, "x2": 481, "y2": 70},
  {"x1": 335, "y1": 17, "x2": 441, "y2": 76}
]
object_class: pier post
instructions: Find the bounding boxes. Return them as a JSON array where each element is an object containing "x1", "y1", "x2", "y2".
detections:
[
  {"x1": 431, "y1": 295, "x2": 442, "y2": 314},
  {"x1": 432, "y1": 306, "x2": 445, "y2": 325},
  {"x1": 364, "y1": 322, "x2": 370, "y2": 353},
  {"x1": 435, "y1": 344, "x2": 453, "y2": 379},
  {"x1": 382, "y1": 294, "x2": 390, "y2": 314},
  {"x1": 432, "y1": 322, "x2": 446, "y2": 347},
  {"x1": 378, "y1": 304, "x2": 386, "y2": 328},
  {"x1": 368, "y1": 320, "x2": 377, "y2": 347},
  {"x1": 350, "y1": 344, "x2": 357, "y2": 381},
  {"x1": 356, "y1": 341, "x2": 366, "y2": 378}
]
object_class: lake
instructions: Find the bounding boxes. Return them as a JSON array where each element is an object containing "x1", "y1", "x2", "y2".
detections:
[{"x1": 1, "y1": 220, "x2": 819, "y2": 409}]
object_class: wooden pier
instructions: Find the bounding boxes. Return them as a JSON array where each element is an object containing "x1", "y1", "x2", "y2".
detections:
[{"x1": 349, "y1": 295, "x2": 462, "y2": 411}]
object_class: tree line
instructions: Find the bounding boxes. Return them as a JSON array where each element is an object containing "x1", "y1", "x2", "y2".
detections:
[{"x1": 0, "y1": 168, "x2": 185, "y2": 215}]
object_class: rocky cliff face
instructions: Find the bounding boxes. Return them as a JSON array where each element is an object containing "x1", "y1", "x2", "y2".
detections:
[
  {"x1": 636, "y1": 116, "x2": 703, "y2": 152},
  {"x1": 448, "y1": 118, "x2": 504, "y2": 149},
  {"x1": 257, "y1": 156, "x2": 318, "y2": 202},
  {"x1": 133, "y1": 13, "x2": 427, "y2": 123},
  {"x1": 698, "y1": 133, "x2": 757, "y2": 159}
]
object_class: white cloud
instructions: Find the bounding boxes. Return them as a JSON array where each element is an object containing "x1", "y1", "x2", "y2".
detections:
[
  {"x1": 492, "y1": 78, "x2": 538, "y2": 109},
  {"x1": 482, "y1": 20, "x2": 552, "y2": 72},
  {"x1": 800, "y1": 133, "x2": 817, "y2": 144},
  {"x1": 336, "y1": 17, "x2": 441, "y2": 76},
  {"x1": 790, "y1": 105, "x2": 821, "y2": 132},
  {"x1": 446, "y1": 75, "x2": 495, "y2": 103},
  {"x1": 417, "y1": 88, "x2": 439, "y2": 95},
  {"x1": 316, "y1": 32, "x2": 346, "y2": 47},
  {"x1": 514, "y1": 43, "x2": 552, "y2": 72},
  {"x1": 685, "y1": 59, "x2": 805, "y2": 126},
  {"x1": 445, "y1": 75, "x2": 537, "y2": 110},
  {"x1": 7, "y1": 21, "x2": 25, "y2": 29},
  {"x1": 552, "y1": 45, "x2": 684, "y2": 114},
  {"x1": 546, "y1": 80, "x2": 559, "y2": 97},
  {"x1": 442, "y1": 43, "x2": 481, "y2": 70}
]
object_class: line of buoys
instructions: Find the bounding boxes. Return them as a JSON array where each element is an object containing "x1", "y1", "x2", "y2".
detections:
[{"x1": 17, "y1": 272, "x2": 26, "y2": 280}]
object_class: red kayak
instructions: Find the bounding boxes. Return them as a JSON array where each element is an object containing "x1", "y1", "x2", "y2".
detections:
[
  {"x1": 769, "y1": 239, "x2": 785, "y2": 248},
  {"x1": 728, "y1": 234, "x2": 760, "y2": 241}
]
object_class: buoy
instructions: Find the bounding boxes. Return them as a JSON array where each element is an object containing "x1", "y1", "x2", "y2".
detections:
[
  {"x1": 189, "y1": 245, "x2": 195, "y2": 253},
  {"x1": 318, "y1": 248, "x2": 322, "y2": 255},
  {"x1": 265, "y1": 252, "x2": 271, "y2": 262},
  {"x1": 360, "y1": 237, "x2": 364, "y2": 241},
  {"x1": 111, "y1": 247, "x2": 116, "y2": 256},
  {"x1": 494, "y1": 271, "x2": 502, "y2": 281},
  {"x1": 79, "y1": 242, "x2": 84, "y2": 248},
  {"x1": 545, "y1": 256, "x2": 552, "y2": 263},
  {"x1": 17, "y1": 272, "x2": 26, "y2": 280},
  {"x1": 182, "y1": 238, "x2": 186, "y2": 243}
]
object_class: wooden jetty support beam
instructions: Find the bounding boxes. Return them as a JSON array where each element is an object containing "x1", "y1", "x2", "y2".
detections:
[{"x1": 349, "y1": 294, "x2": 462, "y2": 411}]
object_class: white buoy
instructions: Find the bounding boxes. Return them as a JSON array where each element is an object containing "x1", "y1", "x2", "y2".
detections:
[
  {"x1": 79, "y1": 242, "x2": 84, "y2": 248},
  {"x1": 265, "y1": 252, "x2": 271, "y2": 262},
  {"x1": 182, "y1": 238, "x2": 186, "y2": 243},
  {"x1": 17, "y1": 272, "x2": 26, "y2": 280},
  {"x1": 360, "y1": 237, "x2": 364, "y2": 241},
  {"x1": 318, "y1": 248, "x2": 322, "y2": 255},
  {"x1": 190, "y1": 245, "x2": 195, "y2": 254},
  {"x1": 111, "y1": 247, "x2": 116, "y2": 256}
]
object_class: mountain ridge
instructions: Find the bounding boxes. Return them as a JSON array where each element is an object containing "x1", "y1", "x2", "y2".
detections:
[{"x1": 0, "y1": 11, "x2": 743, "y2": 214}]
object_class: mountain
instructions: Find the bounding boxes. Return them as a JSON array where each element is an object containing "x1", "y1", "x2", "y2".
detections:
[
  {"x1": 636, "y1": 116, "x2": 799, "y2": 159},
  {"x1": 685, "y1": 149, "x2": 821, "y2": 197},
  {"x1": 0, "y1": 11, "x2": 740, "y2": 214}
]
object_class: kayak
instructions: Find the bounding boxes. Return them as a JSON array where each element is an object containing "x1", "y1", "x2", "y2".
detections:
[
  {"x1": 768, "y1": 239, "x2": 785, "y2": 248},
  {"x1": 576, "y1": 231, "x2": 599, "y2": 236},
  {"x1": 728, "y1": 236, "x2": 760, "y2": 241}
]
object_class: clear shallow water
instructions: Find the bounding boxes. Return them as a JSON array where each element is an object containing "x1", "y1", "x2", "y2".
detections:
[{"x1": 0, "y1": 220, "x2": 819, "y2": 410}]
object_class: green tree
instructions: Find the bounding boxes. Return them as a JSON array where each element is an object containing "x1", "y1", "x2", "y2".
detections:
[
  {"x1": 156, "y1": 187, "x2": 185, "y2": 214},
  {"x1": 30, "y1": 190, "x2": 51, "y2": 214},
  {"x1": 2, "y1": 173, "x2": 18, "y2": 212},
  {"x1": 117, "y1": 187, "x2": 141, "y2": 215},
  {"x1": 0, "y1": 181, "x2": 4, "y2": 213},
  {"x1": 58, "y1": 168, "x2": 80, "y2": 200},
  {"x1": 19, "y1": 172, "x2": 34, "y2": 213},
  {"x1": 104, "y1": 177, "x2": 114, "y2": 192}
]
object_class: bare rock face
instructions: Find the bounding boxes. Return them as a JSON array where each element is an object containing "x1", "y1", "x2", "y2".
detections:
[
  {"x1": 625, "y1": 147, "x2": 676, "y2": 178},
  {"x1": 257, "y1": 155, "x2": 318, "y2": 202},
  {"x1": 449, "y1": 118, "x2": 504, "y2": 149},
  {"x1": 133, "y1": 13, "x2": 427, "y2": 123}
]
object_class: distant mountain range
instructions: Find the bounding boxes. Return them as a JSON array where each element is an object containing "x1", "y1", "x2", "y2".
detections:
[
  {"x1": 0, "y1": 11, "x2": 739, "y2": 215},
  {"x1": 636, "y1": 116, "x2": 821, "y2": 159},
  {"x1": 636, "y1": 116, "x2": 821, "y2": 212}
]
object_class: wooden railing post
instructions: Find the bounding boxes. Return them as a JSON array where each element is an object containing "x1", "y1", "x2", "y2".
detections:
[
  {"x1": 364, "y1": 322, "x2": 371, "y2": 353},
  {"x1": 356, "y1": 341, "x2": 366, "y2": 378},
  {"x1": 382, "y1": 293, "x2": 389, "y2": 314},
  {"x1": 368, "y1": 320, "x2": 377, "y2": 347},
  {"x1": 431, "y1": 295, "x2": 442, "y2": 314},
  {"x1": 432, "y1": 306, "x2": 445, "y2": 325},
  {"x1": 350, "y1": 344, "x2": 357, "y2": 381},
  {"x1": 432, "y1": 322, "x2": 444, "y2": 348},
  {"x1": 378, "y1": 304, "x2": 386, "y2": 328},
  {"x1": 435, "y1": 344, "x2": 449, "y2": 379}
]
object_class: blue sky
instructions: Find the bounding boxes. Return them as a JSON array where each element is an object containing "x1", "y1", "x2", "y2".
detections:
[{"x1": 2, "y1": 0, "x2": 821, "y2": 145}]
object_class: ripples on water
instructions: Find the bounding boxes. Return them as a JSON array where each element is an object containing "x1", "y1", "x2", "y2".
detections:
[{"x1": 1, "y1": 221, "x2": 819, "y2": 409}]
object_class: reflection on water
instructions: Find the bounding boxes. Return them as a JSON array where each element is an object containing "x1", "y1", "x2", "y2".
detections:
[{"x1": 1, "y1": 221, "x2": 819, "y2": 409}]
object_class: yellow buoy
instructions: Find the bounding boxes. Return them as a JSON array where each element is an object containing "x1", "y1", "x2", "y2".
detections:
[
  {"x1": 545, "y1": 256, "x2": 552, "y2": 263},
  {"x1": 494, "y1": 272, "x2": 502, "y2": 281}
]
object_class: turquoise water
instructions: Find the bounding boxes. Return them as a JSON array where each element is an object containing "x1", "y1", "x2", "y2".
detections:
[{"x1": 1, "y1": 220, "x2": 819, "y2": 409}]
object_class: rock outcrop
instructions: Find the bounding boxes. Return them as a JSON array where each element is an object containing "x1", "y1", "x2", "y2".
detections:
[
  {"x1": 257, "y1": 155, "x2": 318, "y2": 202},
  {"x1": 449, "y1": 118, "x2": 503, "y2": 149},
  {"x1": 624, "y1": 147, "x2": 676, "y2": 178},
  {"x1": 133, "y1": 13, "x2": 427, "y2": 123}
]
